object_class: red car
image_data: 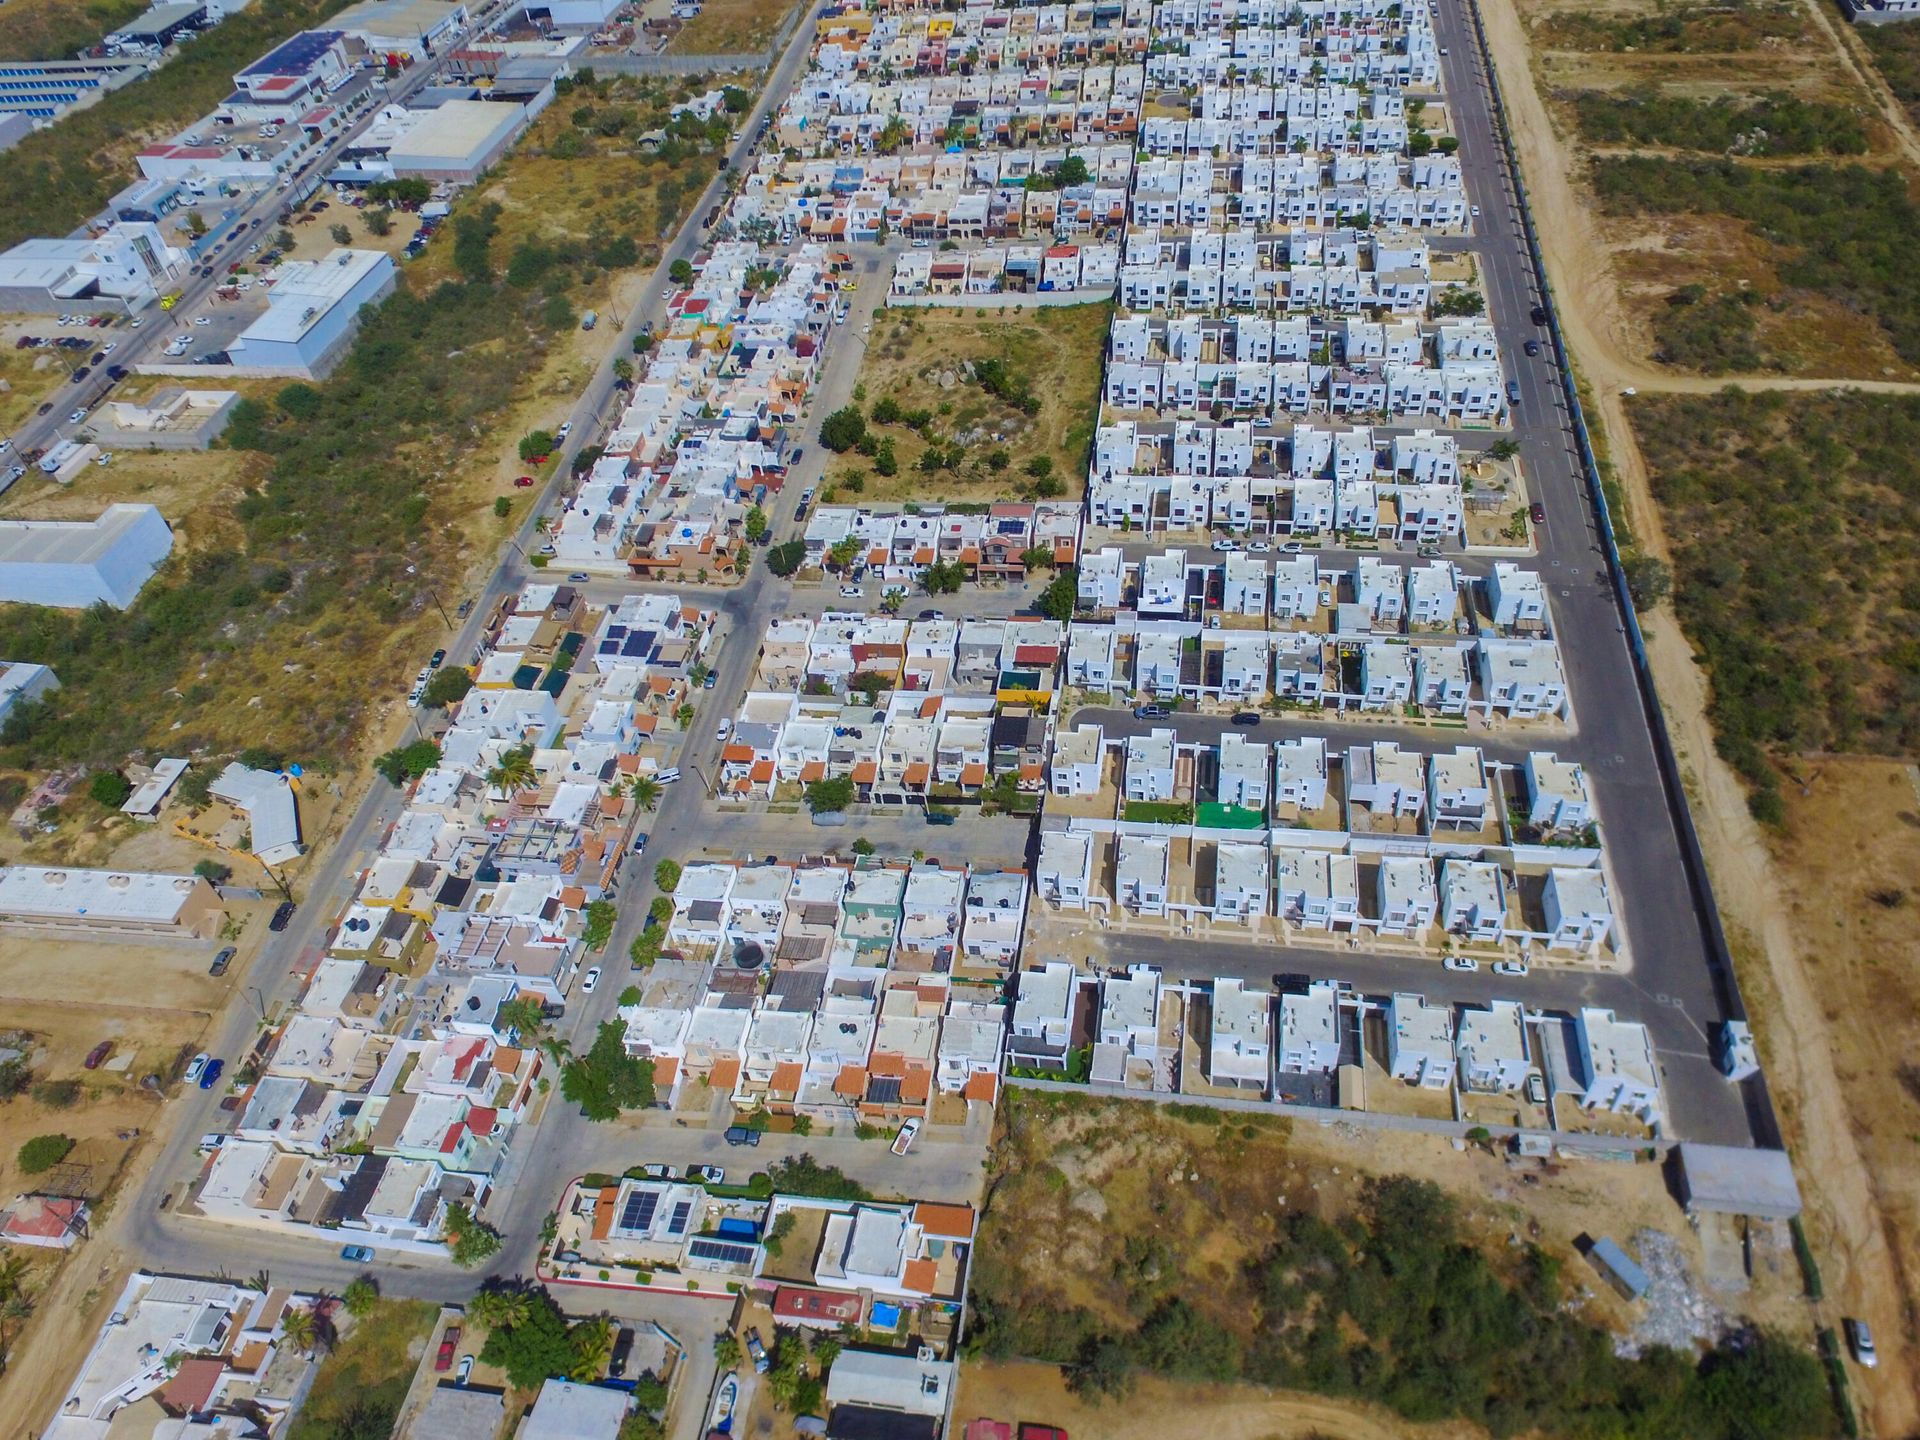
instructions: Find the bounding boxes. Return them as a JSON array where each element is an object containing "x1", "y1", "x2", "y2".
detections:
[
  {"x1": 513, "y1": 475, "x2": 535, "y2": 488},
  {"x1": 435, "y1": 1325, "x2": 462, "y2": 1371},
  {"x1": 84, "y1": 1041, "x2": 113, "y2": 1070}
]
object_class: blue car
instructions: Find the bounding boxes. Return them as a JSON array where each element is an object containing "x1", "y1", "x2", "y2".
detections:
[
  {"x1": 198, "y1": 1058, "x2": 225, "y2": 1091},
  {"x1": 340, "y1": 1244, "x2": 376, "y2": 1263}
]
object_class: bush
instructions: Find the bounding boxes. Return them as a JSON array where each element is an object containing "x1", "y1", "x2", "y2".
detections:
[
  {"x1": 17, "y1": 1133, "x2": 73, "y2": 1174},
  {"x1": 766, "y1": 539, "x2": 806, "y2": 577},
  {"x1": 1569, "y1": 91, "x2": 1869, "y2": 157},
  {"x1": 766, "y1": 1154, "x2": 872, "y2": 1201},
  {"x1": 423, "y1": 667, "x2": 475, "y2": 709},
  {"x1": 819, "y1": 407, "x2": 867, "y2": 453},
  {"x1": 374, "y1": 740, "x2": 440, "y2": 786},
  {"x1": 31, "y1": 1080, "x2": 82, "y2": 1110},
  {"x1": 653, "y1": 859, "x2": 681, "y2": 893},
  {"x1": 88, "y1": 770, "x2": 132, "y2": 809},
  {"x1": 804, "y1": 776, "x2": 855, "y2": 814}
]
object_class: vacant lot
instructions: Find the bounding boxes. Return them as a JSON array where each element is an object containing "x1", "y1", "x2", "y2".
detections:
[
  {"x1": 668, "y1": 0, "x2": 796, "y2": 54},
  {"x1": 0, "y1": 0, "x2": 353, "y2": 250},
  {"x1": 0, "y1": 336, "x2": 87, "y2": 435},
  {"x1": 970, "y1": 1090, "x2": 1830, "y2": 1438},
  {"x1": 287, "y1": 1298, "x2": 437, "y2": 1440},
  {"x1": 1629, "y1": 389, "x2": 1920, "y2": 813},
  {"x1": 837, "y1": 303, "x2": 1110, "y2": 504},
  {"x1": 1860, "y1": 18, "x2": 1920, "y2": 127},
  {"x1": 1529, "y1": 0, "x2": 1814, "y2": 55},
  {"x1": 0, "y1": 0, "x2": 146, "y2": 61}
]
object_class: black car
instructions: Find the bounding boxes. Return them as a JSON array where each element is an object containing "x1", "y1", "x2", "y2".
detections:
[
  {"x1": 1523, "y1": 340, "x2": 1540, "y2": 357},
  {"x1": 1530, "y1": 305, "x2": 1547, "y2": 326},
  {"x1": 107, "y1": 365, "x2": 129, "y2": 381},
  {"x1": 1230, "y1": 711, "x2": 1261, "y2": 726},
  {"x1": 609, "y1": 1327, "x2": 635, "y2": 1379},
  {"x1": 794, "y1": 502, "x2": 809, "y2": 522},
  {"x1": 429, "y1": 649, "x2": 446, "y2": 667},
  {"x1": 69, "y1": 367, "x2": 89, "y2": 384},
  {"x1": 269, "y1": 900, "x2": 297, "y2": 932},
  {"x1": 918, "y1": 609, "x2": 942, "y2": 621},
  {"x1": 724, "y1": 1124, "x2": 762, "y2": 1147},
  {"x1": 208, "y1": 947, "x2": 235, "y2": 977}
]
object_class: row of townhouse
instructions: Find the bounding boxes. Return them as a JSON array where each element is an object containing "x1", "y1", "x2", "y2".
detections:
[
  {"x1": 1055, "y1": 726, "x2": 1593, "y2": 837},
  {"x1": 811, "y1": 2, "x2": 1157, "y2": 79},
  {"x1": 1102, "y1": 348, "x2": 1502, "y2": 423},
  {"x1": 1113, "y1": 227, "x2": 1437, "y2": 313},
  {"x1": 1035, "y1": 816, "x2": 1611, "y2": 950},
  {"x1": 749, "y1": 608, "x2": 1066, "y2": 693},
  {"x1": 194, "y1": 584, "x2": 717, "y2": 1250},
  {"x1": 1008, "y1": 963, "x2": 1658, "y2": 1121},
  {"x1": 800, "y1": 500, "x2": 1082, "y2": 580},
  {"x1": 661, "y1": 857, "x2": 1029, "y2": 975},
  {"x1": 550, "y1": 243, "x2": 854, "y2": 576},
  {"x1": 1128, "y1": 152, "x2": 1468, "y2": 231},
  {"x1": 890, "y1": 239, "x2": 1121, "y2": 295}
]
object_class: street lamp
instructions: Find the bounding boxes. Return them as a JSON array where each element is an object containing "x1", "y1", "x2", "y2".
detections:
[{"x1": 404, "y1": 564, "x2": 453, "y2": 626}]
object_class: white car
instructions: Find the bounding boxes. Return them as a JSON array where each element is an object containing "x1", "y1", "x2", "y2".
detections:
[
  {"x1": 1442, "y1": 956, "x2": 1479, "y2": 973},
  {"x1": 1210, "y1": 538, "x2": 1239, "y2": 553},
  {"x1": 193, "y1": 316, "x2": 211, "y2": 326},
  {"x1": 839, "y1": 585, "x2": 864, "y2": 598},
  {"x1": 556, "y1": 421, "x2": 572, "y2": 438},
  {"x1": 101, "y1": 342, "x2": 116, "y2": 353},
  {"x1": 656, "y1": 768, "x2": 681, "y2": 785},
  {"x1": 1247, "y1": 540, "x2": 1271, "y2": 553},
  {"x1": 128, "y1": 319, "x2": 142, "y2": 328},
  {"x1": 183, "y1": 1053, "x2": 209, "y2": 1085},
  {"x1": 581, "y1": 966, "x2": 601, "y2": 994},
  {"x1": 890, "y1": 1117, "x2": 921, "y2": 1155},
  {"x1": 715, "y1": 719, "x2": 732, "y2": 743},
  {"x1": 1470, "y1": 205, "x2": 1481, "y2": 218},
  {"x1": 1492, "y1": 959, "x2": 1529, "y2": 977}
]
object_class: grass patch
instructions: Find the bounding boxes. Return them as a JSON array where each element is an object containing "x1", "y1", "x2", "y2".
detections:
[
  {"x1": 0, "y1": 0, "x2": 353, "y2": 251},
  {"x1": 1649, "y1": 285, "x2": 1766, "y2": 374},
  {"x1": 667, "y1": 0, "x2": 798, "y2": 54},
  {"x1": 1590, "y1": 158, "x2": 1920, "y2": 366},
  {"x1": 0, "y1": 0, "x2": 148, "y2": 60},
  {"x1": 1860, "y1": 17, "x2": 1920, "y2": 128},
  {"x1": 1631, "y1": 389, "x2": 1920, "y2": 817},
  {"x1": 840, "y1": 303, "x2": 1110, "y2": 505},
  {"x1": 1121, "y1": 800, "x2": 1193, "y2": 826},
  {"x1": 970, "y1": 1092, "x2": 1835, "y2": 1436},
  {"x1": 286, "y1": 1298, "x2": 435, "y2": 1440},
  {"x1": 1532, "y1": 1, "x2": 1811, "y2": 54},
  {"x1": 1565, "y1": 91, "x2": 1869, "y2": 156}
]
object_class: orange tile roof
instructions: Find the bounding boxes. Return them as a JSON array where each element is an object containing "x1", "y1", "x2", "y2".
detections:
[
  {"x1": 617, "y1": 752, "x2": 643, "y2": 774},
  {"x1": 652, "y1": 1056, "x2": 678, "y2": 1088},
  {"x1": 913, "y1": 1201, "x2": 976, "y2": 1238},
  {"x1": 963, "y1": 1071, "x2": 999, "y2": 1104},
  {"x1": 834, "y1": 1064, "x2": 868, "y2": 1098},
  {"x1": 709, "y1": 1057, "x2": 742, "y2": 1091},
  {"x1": 633, "y1": 714, "x2": 659, "y2": 734},
  {"x1": 592, "y1": 1185, "x2": 618, "y2": 1240},
  {"x1": 750, "y1": 759, "x2": 776, "y2": 783},
  {"x1": 913, "y1": 547, "x2": 935, "y2": 564},
  {"x1": 770, "y1": 1061, "x2": 803, "y2": 1095},
  {"x1": 961, "y1": 762, "x2": 987, "y2": 786},
  {"x1": 868, "y1": 1052, "x2": 906, "y2": 1079},
  {"x1": 853, "y1": 760, "x2": 878, "y2": 784},
  {"x1": 867, "y1": 547, "x2": 888, "y2": 566},
  {"x1": 559, "y1": 886, "x2": 587, "y2": 909},
  {"x1": 723, "y1": 743, "x2": 756, "y2": 763},
  {"x1": 800, "y1": 760, "x2": 827, "y2": 783},
  {"x1": 902, "y1": 1068, "x2": 932, "y2": 1104},
  {"x1": 902, "y1": 1258, "x2": 938, "y2": 1293},
  {"x1": 918, "y1": 696, "x2": 940, "y2": 719},
  {"x1": 903, "y1": 761, "x2": 930, "y2": 787}
]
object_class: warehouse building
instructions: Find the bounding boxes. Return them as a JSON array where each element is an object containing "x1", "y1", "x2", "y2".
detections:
[
  {"x1": 0, "y1": 504, "x2": 174, "y2": 609},
  {"x1": 333, "y1": 0, "x2": 470, "y2": 61},
  {"x1": 0, "y1": 867, "x2": 226, "y2": 941},
  {"x1": 227, "y1": 248, "x2": 396, "y2": 378}
]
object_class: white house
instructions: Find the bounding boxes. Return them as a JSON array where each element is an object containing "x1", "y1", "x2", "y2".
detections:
[
  {"x1": 1124, "y1": 727, "x2": 1178, "y2": 803},
  {"x1": 1523, "y1": 752, "x2": 1591, "y2": 833},
  {"x1": 1272, "y1": 846, "x2": 1360, "y2": 929},
  {"x1": 1115, "y1": 833, "x2": 1170, "y2": 916},
  {"x1": 1387, "y1": 992, "x2": 1455, "y2": 1088},
  {"x1": 1214, "y1": 732, "x2": 1270, "y2": 809},
  {"x1": 1541, "y1": 866, "x2": 1613, "y2": 953},
  {"x1": 960, "y1": 869, "x2": 1027, "y2": 968},
  {"x1": 1359, "y1": 640, "x2": 1413, "y2": 709},
  {"x1": 1278, "y1": 980, "x2": 1341, "y2": 1073},
  {"x1": 1427, "y1": 746, "x2": 1489, "y2": 831},
  {"x1": 1407, "y1": 561, "x2": 1458, "y2": 626},
  {"x1": 1208, "y1": 977, "x2": 1271, "y2": 1089},
  {"x1": 1211, "y1": 840, "x2": 1269, "y2": 922},
  {"x1": 1575, "y1": 1007, "x2": 1660, "y2": 1121},
  {"x1": 1439, "y1": 858, "x2": 1507, "y2": 942},
  {"x1": 1347, "y1": 740, "x2": 1424, "y2": 819},
  {"x1": 1477, "y1": 638, "x2": 1568, "y2": 719},
  {"x1": 1455, "y1": 999, "x2": 1531, "y2": 1092},
  {"x1": 1271, "y1": 736, "x2": 1328, "y2": 812},
  {"x1": 1487, "y1": 563, "x2": 1549, "y2": 630},
  {"x1": 1375, "y1": 855, "x2": 1437, "y2": 936},
  {"x1": 1035, "y1": 826, "x2": 1096, "y2": 909}
]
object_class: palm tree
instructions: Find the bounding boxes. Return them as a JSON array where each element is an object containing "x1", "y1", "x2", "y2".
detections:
[
  {"x1": 279, "y1": 1304, "x2": 320, "y2": 1354},
  {"x1": 468, "y1": 1288, "x2": 531, "y2": 1333},
  {"x1": 629, "y1": 776, "x2": 661, "y2": 812},
  {"x1": 0, "y1": 1255, "x2": 29, "y2": 1301},
  {"x1": 486, "y1": 746, "x2": 537, "y2": 796},
  {"x1": 568, "y1": 1317, "x2": 613, "y2": 1380}
]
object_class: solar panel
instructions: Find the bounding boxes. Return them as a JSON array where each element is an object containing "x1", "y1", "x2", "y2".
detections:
[
  {"x1": 619, "y1": 1189, "x2": 659, "y2": 1233},
  {"x1": 688, "y1": 1238, "x2": 756, "y2": 1266},
  {"x1": 667, "y1": 1200, "x2": 693, "y2": 1236}
]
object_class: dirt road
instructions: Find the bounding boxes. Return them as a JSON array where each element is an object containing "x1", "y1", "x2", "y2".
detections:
[{"x1": 1479, "y1": 0, "x2": 1920, "y2": 1430}]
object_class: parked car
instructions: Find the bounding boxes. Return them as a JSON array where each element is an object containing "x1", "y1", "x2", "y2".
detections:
[
  {"x1": 716, "y1": 719, "x2": 732, "y2": 743},
  {"x1": 1523, "y1": 340, "x2": 1541, "y2": 357},
  {"x1": 609, "y1": 1326, "x2": 635, "y2": 1378},
  {"x1": 1279, "y1": 541, "x2": 1304, "y2": 554},
  {"x1": 208, "y1": 947, "x2": 235, "y2": 977},
  {"x1": 702, "y1": 671, "x2": 717, "y2": 689},
  {"x1": 184, "y1": 1053, "x2": 209, "y2": 1085},
  {"x1": 429, "y1": 649, "x2": 446, "y2": 668},
  {"x1": 724, "y1": 1124, "x2": 761, "y2": 1147},
  {"x1": 891, "y1": 1117, "x2": 921, "y2": 1156},
  {"x1": 513, "y1": 475, "x2": 535, "y2": 487},
  {"x1": 687, "y1": 1164, "x2": 725, "y2": 1184},
  {"x1": 1247, "y1": 540, "x2": 1271, "y2": 553},
  {"x1": 1133, "y1": 704, "x2": 1170, "y2": 719},
  {"x1": 1530, "y1": 305, "x2": 1548, "y2": 326},
  {"x1": 1529, "y1": 502, "x2": 1547, "y2": 525},
  {"x1": 1442, "y1": 956, "x2": 1479, "y2": 972},
  {"x1": 581, "y1": 966, "x2": 601, "y2": 995},
  {"x1": 839, "y1": 585, "x2": 864, "y2": 598},
  {"x1": 84, "y1": 1041, "x2": 113, "y2": 1070},
  {"x1": 566, "y1": 572, "x2": 590, "y2": 582},
  {"x1": 1525, "y1": 1072, "x2": 1547, "y2": 1105},
  {"x1": 1845, "y1": 1318, "x2": 1877, "y2": 1368},
  {"x1": 656, "y1": 768, "x2": 681, "y2": 785},
  {"x1": 1492, "y1": 959, "x2": 1529, "y2": 977},
  {"x1": 340, "y1": 1243, "x2": 375, "y2": 1263},
  {"x1": 1505, "y1": 379, "x2": 1521, "y2": 406},
  {"x1": 1210, "y1": 538, "x2": 1239, "y2": 553},
  {"x1": 198, "y1": 1058, "x2": 225, "y2": 1090},
  {"x1": 636, "y1": 1163, "x2": 671, "y2": 1180},
  {"x1": 269, "y1": 900, "x2": 296, "y2": 932},
  {"x1": 631, "y1": 832, "x2": 649, "y2": 857},
  {"x1": 1230, "y1": 711, "x2": 1261, "y2": 726},
  {"x1": 68, "y1": 409, "x2": 87, "y2": 424},
  {"x1": 456, "y1": 1355, "x2": 475, "y2": 1385},
  {"x1": 435, "y1": 1326, "x2": 462, "y2": 1372},
  {"x1": 747, "y1": 1330, "x2": 771, "y2": 1373}
]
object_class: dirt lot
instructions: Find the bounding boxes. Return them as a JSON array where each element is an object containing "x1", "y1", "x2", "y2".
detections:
[
  {"x1": 840, "y1": 303, "x2": 1110, "y2": 504},
  {"x1": 0, "y1": 0, "x2": 143, "y2": 60},
  {"x1": 667, "y1": 0, "x2": 797, "y2": 54},
  {"x1": 957, "y1": 1360, "x2": 1478, "y2": 1440},
  {"x1": 0, "y1": 320, "x2": 104, "y2": 435}
]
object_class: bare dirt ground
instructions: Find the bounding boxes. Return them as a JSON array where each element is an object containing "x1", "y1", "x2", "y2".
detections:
[
  {"x1": 956, "y1": 1360, "x2": 1480, "y2": 1440},
  {"x1": 1483, "y1": 0, "x2": 1920, "y2": 1431}
]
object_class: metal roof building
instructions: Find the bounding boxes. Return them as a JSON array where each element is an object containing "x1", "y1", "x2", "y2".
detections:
[{"x1": 1675, "y1": 1142, "x2": 1803, "y2": 1220}]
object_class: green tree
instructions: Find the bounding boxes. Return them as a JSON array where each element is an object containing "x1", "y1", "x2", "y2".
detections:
[
  {"x1": 1057, "y1": 153, "x2": 1091, "y2": 186},
  {"x1": 654, "y1": 858, "x2": 681, "y2": 893},
  {"x1": 443, "y1": 1202, "x2": 502, "y2": 1267},
  {"x1": 519, "y1": 430, "x2": 556, "y2": 462},
  {"x1": 1020, "y1": 546, "x2": 1056, "y2": 572},
  {"x1": 804, "y1": 776, "x2": 855, "y2": 814},
  {"x1": 744, "y1": 506, "x2": 769, "y2": 543},
  {"x1": 582, "y1": 899, "x2": 617, "y2": 951},
  {"x1": 827, "y1": 536, "x2": 862, "y2": 571},
  {"x1": 486, "y1": 745, "x2": 537, "y2": 795},
  {"x1": 766, "y1": 1153, "x2": 872, "y2": 1201},
  {"x1": 1024, "y1": 454, "x2": 1054, "y2": 481},
  {"x1": 374, "y1": 740, "x2": 440, "y2": 786},
  {"x1": 1623, "y1": 553, "x2": 1673, "y2": 608},
  {"x1": 568, "y1": 1316, "x2": 615, "y2": 1380},
  {"x1": 629, "y1": 775, "x2": 661, "y2": 811},
  {"x1": 341, "y1": 1277, "x2": 378, "y2": 1318},
  {"x1": 424, "y1": 666, "x2": 475, "y2": 709},
  {"x1": 193, "y1": 859, "x2": 231, "y2": 885},
  {"x1": 330, "y1": 223, "x2": 352, "y2": 246},
  {"x1": 819, "y1": 407, "x2": 867, "y2": 453},
  {"x1": 467, "y1": 1287, "x2": 533, "y2": 1333},
  {"x1": 16, "y1": 1134, "x2": 72, "y2": 1174},
  {"x1": 669, "y1": 257, "x2": 695, "y2": 286},
  {"x1": 87, "y1": 770, "x2": 132, "y2": 808},
  {"x1": 478, "y1": 1289, "x2": 575, "y2": 1387},
  {"x1": 364, "y1": 207, "x2": 393, "y2": 237},
  {"x1": 851, "y1": 837, "x2": 875, "y2": 857},
  {"x1": 1036, "y1": 568, "x2": 1077, "y2": 623},
  {"x1": 561, "y1": 1021, "x2": 656, "y2": 1121},
  {"x1": 494, "y1": 495, "x2": 512, "y2": 519},
  {"x1": 279, "y1": 1304, "x2": 321, "y2": 1354},
  {"x1": 766, "y1": 539, "x2": 806, "y2": 577}
]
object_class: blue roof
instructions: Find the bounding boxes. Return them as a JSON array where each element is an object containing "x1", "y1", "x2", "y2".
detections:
[{"x1": 241, "y1": 29, "x2": 342, "y2": 77}]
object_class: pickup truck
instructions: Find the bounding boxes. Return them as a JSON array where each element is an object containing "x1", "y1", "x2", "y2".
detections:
[
  {"x1": 890, "y1": 1118, "x2": 921, "y2": 1156},
  {"x1": 435, "y1": 1326, "x2": 462, "y2": 1372}
]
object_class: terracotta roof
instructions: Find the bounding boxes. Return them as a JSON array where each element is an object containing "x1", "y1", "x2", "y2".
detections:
[
  {"x1": 833, "y1": 1064, "x2": 867, "y2": 1099},
  {"x1": 769, "y1": 1061, "x2": 803, "y2": 1095},
  {"x1": 708, "y1": 1057, "x2": 741, "y2": 1090},
  {"x1": 652, "y1": 1055, "x2": 679, "y2": 1088},
  {"x1": 961, "y1": 762, "x2": 987, "y2": 786},
  {"x1": 913, "y1": 1200, "x2": 976, "y2": 1238},
  {"x1": 918, "y1": 696, "x2": 940, "y2": 719},
  {"x1": 853, "y1": 760, "x2": 878, "y2": 784},
  {"x1": 902, "y1": 1068, "x2": 931, "y2": 1104},
  {"x1": 723, "y1": 743, "x2": 756, "y2": 763},
  {"x1": 868, "y1": 1051, "x2": 906, "y2": 1079},
  {"x1": 904, "y1": 761, "x2": 931, "y2": 787},
  {"x1": 800, "y1": 760, "x2": 827, "y2": 783},
  {"x1": 559, "y1": 885, "x2": 587, "y2": 908},
  {"x1": 466, "y1": 1105, "x2": 498, "y2": 1136},
  {"x1": 773, "y1": 1286, "x2": 863, "y2": 1324},
  {"x1": 750, "y1": 760, "x2": 775, "y2": 783},
  {"x1": 160, "y1": 1356, "x2": 225, "y2": 1415},
  {"x1": 963, "y1": 1071, "x2": 999, "y2": 1104},
  {"x1": 592, "y1": 1185, "x2": 618, "y2": 1240},
  {"x1": 902, "y1": 1257, "x2": 938, "y2": 1293}
]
